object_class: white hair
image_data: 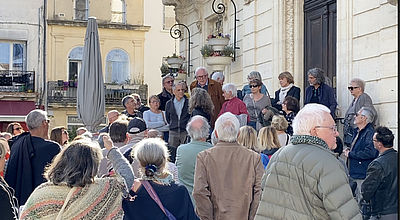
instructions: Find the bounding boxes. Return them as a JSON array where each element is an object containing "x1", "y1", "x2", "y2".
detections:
[
  {"x1": 186, "y1": 115, "x2": 210, "y2": 141},
  {"x1": 359, "y1": 107, "x2": 374, "y2": 124},
  {"x1": 211, "y1": 130, "x2": 218, "y2": 145},
  {"x1": 222, "y1": 83, "x2": 237, "y2": 98},
  {"x1": 25, "y1": 109, "x2": 48, "y2": 130},
  {"x1": 292, "y1": 104, "x2": 331, "y2": 135},
  {"x1": 215, "y1": 112, "x2": 240, "y2": 142},
  {"x1": 211, "y1": 72, "x2": 224, "y2": 81},
  {"x1": 195, "y1": 66, "x2": 208, "y2": 77}
]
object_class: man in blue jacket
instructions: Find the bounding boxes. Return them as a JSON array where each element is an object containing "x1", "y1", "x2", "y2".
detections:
[{"x1": 343, "y1": 107, "x2": 378, "y2": 204}]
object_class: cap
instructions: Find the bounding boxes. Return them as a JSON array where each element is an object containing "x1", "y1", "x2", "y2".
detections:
[{"x1": 127, "y1": 117, "x2": 147, "y2": 134}]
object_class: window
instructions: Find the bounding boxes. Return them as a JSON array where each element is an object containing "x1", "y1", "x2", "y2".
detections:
[
  {"x1": 111, "y1": 0, "x2": 126, "y2": 23},
  {"x1": 163, "y1": 5, "x2": 175, "y2": 30},
  {"x1": 68, "y1": 47, "x2": 83, "y2": 82},
  {"x1": 105, "y1": 49, "x2": 129, "y2": 84},
  {"x1": 0, "y1": 41, "x2": 26, "y2": 71},
  {"x1": 75, "y1": 0, "x2": 88, "y2": 21}
]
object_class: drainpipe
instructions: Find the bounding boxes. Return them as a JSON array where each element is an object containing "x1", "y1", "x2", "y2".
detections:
[{"x1": 43, "y1": 0, "x2": 47, "y2": 111}]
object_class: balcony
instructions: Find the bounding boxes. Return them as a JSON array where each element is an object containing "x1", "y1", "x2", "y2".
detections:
[
  {"x1": 0, "y1": 70, "x2": 36, "y2": 101},
  {"x1": 47, "y1": 81, "x2": 148, "y2": 107}
]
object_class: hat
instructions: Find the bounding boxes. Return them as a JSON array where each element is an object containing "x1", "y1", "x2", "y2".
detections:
[{"x1": 127, "y1": 117, "x2": 147, "y2": 134}]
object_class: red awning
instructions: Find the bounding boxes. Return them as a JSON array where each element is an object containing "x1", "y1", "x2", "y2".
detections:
[{"x1": 0, "y1": 100, "x2": 36, "y2": 116}]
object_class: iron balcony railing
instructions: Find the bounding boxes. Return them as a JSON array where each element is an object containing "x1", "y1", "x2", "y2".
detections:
[
  {"x1": 0, "y1": 70, "x2": 35, "y2": 93},
  {"x1": 47, "y1": 81, "x2": 148, "y2": 106}
]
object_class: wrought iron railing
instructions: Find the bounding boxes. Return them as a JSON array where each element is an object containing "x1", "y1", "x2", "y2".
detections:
[
  {"x1": 47, "y1": 81, "x2": 148, "y2": 106},
  {"x1": 0, "y1": 70, "x2": 35, "y2": 92}
]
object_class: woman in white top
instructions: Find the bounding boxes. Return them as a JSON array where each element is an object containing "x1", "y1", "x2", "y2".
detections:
[
  {"x1": 143, "y1": 95, "x2": 169, "y2": 141},
  {"x1": 270, "y1": 115, "x2": 291, "y2": 147}
]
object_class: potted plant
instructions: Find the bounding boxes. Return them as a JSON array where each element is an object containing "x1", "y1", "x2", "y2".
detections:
[
  {"x1": 166, "y1": 53, "x2": 185, "y2": 69},
  {"x1": 160, "y1": 63, "x2": 170, "y2": 77},
  {"x1": 207, "y1": 33, "x2": 230, "y2": 51},
  {"x1": 200, "y1": 45, "x2": 233, "y2": 71}
]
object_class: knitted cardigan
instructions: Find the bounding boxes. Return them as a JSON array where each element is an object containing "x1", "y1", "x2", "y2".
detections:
[{"x1": 20, "y1": 177, "x2": 125, "y2": 220}]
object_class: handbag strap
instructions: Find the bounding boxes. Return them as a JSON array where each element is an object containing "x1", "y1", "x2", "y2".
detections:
[
  {"x1": 161, "y1": 111, "x2": 167, "y2": 125},
  {"x1": 141, "y1": 180, "x2": 167, "y2": 215},
  {"x1": 56, "y1": 187, "x2": 76, "y2": 220}
]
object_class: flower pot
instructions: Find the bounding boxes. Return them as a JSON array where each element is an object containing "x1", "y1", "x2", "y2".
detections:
[
  {"x1": 204, "y1": 56, "x2": 232, "y2": 71},
  {"x1": 207, "y1": 38, "x2": 230, "y2": 51},
  {"x1": 166, "y1": 57, "x2": 185, "y2": 69}
]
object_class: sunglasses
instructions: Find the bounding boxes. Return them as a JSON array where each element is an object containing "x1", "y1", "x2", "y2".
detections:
[
  {"x1": 14, "y1": 127, "x2": 22, "y2": 131},
  {"x1": 348, "y1": 86, "x2": 359, "y2": 91},
  {"x1": 165, "y1": 80, "x2": 174, "y2": 84},
  {"x1": 249, "y1": 84, "x2": 259, "y2": 88}
]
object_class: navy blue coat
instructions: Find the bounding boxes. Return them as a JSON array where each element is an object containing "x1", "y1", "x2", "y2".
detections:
[
  {"x1": 305, "y1": 83, "x2": 337, "y2": 118},
  {"x1": 348, "y1": 123, "x2": 378, "y2": 179},
  {"x1": 271, "y1": 86, "x2": 301, "y2": 111}
]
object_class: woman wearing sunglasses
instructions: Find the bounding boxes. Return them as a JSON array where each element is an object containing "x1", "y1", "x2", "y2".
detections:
[
  {"x1": 343, "y1": 78, "x2": 377, "y2": 148},
  {"x1": 243, "y1": 79, "x2": 271, "y2": 131},
  {"x1": 6, "y1": 122, "x2": 24, "y2": 137}
]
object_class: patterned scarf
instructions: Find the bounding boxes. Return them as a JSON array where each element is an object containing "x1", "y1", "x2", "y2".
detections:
[{"x1": 290, "y1": 135, "x2": 330, "y2": 150}]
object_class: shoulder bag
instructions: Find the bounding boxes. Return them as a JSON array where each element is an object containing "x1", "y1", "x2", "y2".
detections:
[{"x1": 141, "y1": 180, "x2": 177, "y2": 220}]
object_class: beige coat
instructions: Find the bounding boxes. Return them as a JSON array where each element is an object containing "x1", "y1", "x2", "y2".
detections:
[{"x1": 193, "y1": 142, "x2": 264, "y2": 220}]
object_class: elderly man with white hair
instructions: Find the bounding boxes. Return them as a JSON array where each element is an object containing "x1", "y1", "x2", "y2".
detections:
[
  {"x1": 210, "y1": 71, "x2": 224, "y2": 85},
  {"x1": 255, "y1": 104, "x2": 361, "y2": 219},
  {"x1": 193, "y1": 112, "x2": 263, "y2": 220},
  {"x1": 218, "y1": 83, "x2": 249, "y2": 126},
  {"x1": 5, "y1": 109, "x2": 61, "y2": 206},
  {"x1": 175, "y1": 115, "x2": 213, "y2": 205},
  {"x1": 190, "y1": 67, "x2": 224, "y2": 128}
]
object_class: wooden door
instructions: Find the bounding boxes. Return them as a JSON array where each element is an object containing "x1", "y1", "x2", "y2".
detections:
[{"x1": 304, "y1": 0, "x2": 337, "y2": 94}]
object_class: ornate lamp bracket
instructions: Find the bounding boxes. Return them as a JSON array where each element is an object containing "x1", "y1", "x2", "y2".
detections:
[
  {"x1": 212, "y1": 0, "x2": 239, "y2": 61},
  {"x1": 170, "y1": 24, "x2": 193, "y2": 76}
]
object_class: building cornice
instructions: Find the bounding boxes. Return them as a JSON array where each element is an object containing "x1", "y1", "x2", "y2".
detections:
[{"x1": 47, "y1": 20, "x2": 151, "y2": 32}]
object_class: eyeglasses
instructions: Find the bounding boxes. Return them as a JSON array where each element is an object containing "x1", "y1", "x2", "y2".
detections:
[
  {"x1": 348, "y1": 86, "x2": 359, "y2": 91},
  {"x1": 249, "y1": 84, "x2": 259, "y2": 88},
  {"x1": 196, "y1": 74, "x2": 207, "y2": 79},
  {"x1": 165, "y1": 80, "x2": 174, "y2": 84},
  {"x1": 315, "y1": 125, "x2": 338, "y2": 132},
  {"x1": 150, "y1": 100, "x2": 160, "y2": 103},
  {"x1": 63, "y1": 130, "x2": 68, "y2": 135}
]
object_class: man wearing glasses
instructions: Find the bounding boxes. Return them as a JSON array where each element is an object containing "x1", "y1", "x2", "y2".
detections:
[
  {"x1": 255, "y1": 103, "x2": 360, "y2": 219},
  {"x1": 5, "y1": 110, "x2": 61, "y2": 206},
  {"x1": 158, "y1": 75, "x2": 175, "y2": 111},
  {"x1": 189, "y1": 67, "x2": 224, "y2": 128},
  {"x1": 343, "y1": 107, "x2": 378, "y2": 204}
]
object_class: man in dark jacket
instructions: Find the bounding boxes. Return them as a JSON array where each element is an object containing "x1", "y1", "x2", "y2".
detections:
[
  {"x1": 343, "y1": 107, "x2": 379, "y2": 203},
  {"x1": 5, "y1": 110, "x2": 61, "y2": 205},
  {"x1": 158, "y1": 75, "x2": 174, "y2": 111},
  {"x1": 166, "y1": 81, "x2": 190, "y2": 148},
  {"x1": 361, "y1": 126, "x2": 398, "y2": 220},
  {"x1": 304, "y1": 67, "x2": 337, "y2": 118}
]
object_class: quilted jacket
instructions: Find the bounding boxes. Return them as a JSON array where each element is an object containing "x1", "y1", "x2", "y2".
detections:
[{"x1": 255, "y1": 135, "x2": 361, "y2": 220}]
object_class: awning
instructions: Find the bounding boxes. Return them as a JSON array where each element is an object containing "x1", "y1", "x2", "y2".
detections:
[{"x1": 0, "y1": 101, "x2": 36, "y2": 121}]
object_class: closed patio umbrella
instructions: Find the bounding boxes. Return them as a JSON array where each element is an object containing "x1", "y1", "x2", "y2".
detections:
[{"x1": 77, "y1": 17, "x2": 105, "y2": 132}]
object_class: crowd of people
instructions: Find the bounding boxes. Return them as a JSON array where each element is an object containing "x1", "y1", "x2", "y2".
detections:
[{"x1": 0, "y1": 66, "x2": 397, "y2": 220}]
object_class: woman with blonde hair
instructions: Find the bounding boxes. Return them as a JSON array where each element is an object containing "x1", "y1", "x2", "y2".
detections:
[
  {"x1": 123, "y1": 138, "x2": 198, "y2": 219},
  {"x1": 21, "y1": 136, "x2": 134, "y2": 219},
  {"x1": 50, "y1": 126, "x2": 69, "y2": 146},
  {"x1": 238, "y1": 126, "x2": 270, "y2": 169},
  {"x1": 270, "y1": 115, "x2": 291, "y2": 147},
  {"x1": 257, "y1": 126, "x2": 281, "y2": 159}
]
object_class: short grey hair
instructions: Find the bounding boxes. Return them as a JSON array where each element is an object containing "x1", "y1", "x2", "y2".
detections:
[
  {"x1": 195, "y1": 66, "x2": 208, "y2": 77},
  {"x1": 162, "y1": 75, "x2": 174, "y2": 84},
  {"x1": 350, "y1": 78, "x2": 366, "y2": 92},
  {"x1": 26, "y1": 109, "x2": 48, "y2": 130},
  {"x1": 211, "y1": 72, "x2": 224, "y2": 81},
  {"x1": 292, "y1": 104, "x2": 331, "y2": 135},
  {"x1": 307, "y1": 68, "x2": 325, "y2": 84},
  {"x1": 122, "y1": 95, "x2": 135, "y2": 108},
  {"x1": 248, "y1": 71, "x2": 262, "y2": 81},
  {"x1": 172, "y1": 81, "x2": 186, "y2": 91},
  {"x1": 359, "y1": 107, "x2": 374, "y2": 124},
  {"x1": 222, "y1": 83, "x2": 237, "y2": 98},
  {"x1": 186, "y1": 115, "x2": 210, "y2": 141},
  {"x1": 215, "y1": 112, "x2": 240, "y2": 142}
]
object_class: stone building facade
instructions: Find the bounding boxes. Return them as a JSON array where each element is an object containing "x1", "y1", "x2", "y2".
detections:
[{"x1": 163, "y1": 0, "x2": 398, "y2": 148}]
